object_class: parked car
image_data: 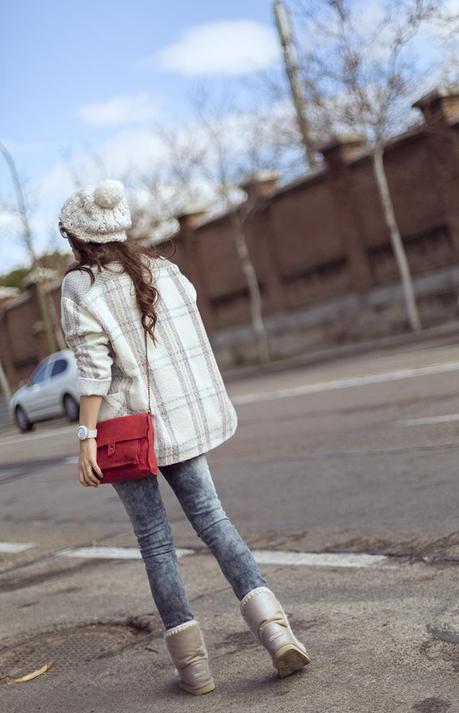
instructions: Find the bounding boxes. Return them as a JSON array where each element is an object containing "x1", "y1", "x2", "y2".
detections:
[{"x1": 10, "y1": 350, "x2": 81, "y2": 432}]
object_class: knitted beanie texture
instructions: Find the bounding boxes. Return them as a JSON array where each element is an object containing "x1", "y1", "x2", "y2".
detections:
[{"x1": 59, "y1": 179, "x2": 132, "y2": 243}]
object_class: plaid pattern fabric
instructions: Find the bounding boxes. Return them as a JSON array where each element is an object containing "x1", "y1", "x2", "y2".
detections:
[{"x1": 60, "y1": 256, "x2": 238, "y2": 465}]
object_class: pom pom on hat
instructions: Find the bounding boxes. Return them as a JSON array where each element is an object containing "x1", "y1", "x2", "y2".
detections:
[
  {"x1": 58, "y1": 177, "x2": 132, "y2": 244},
  {"x1": 94, "y1": 179, "x2": 125, "y2": 209}
]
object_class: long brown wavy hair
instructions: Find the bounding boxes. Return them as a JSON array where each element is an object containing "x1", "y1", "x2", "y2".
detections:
[{"x1": 59, "y1": 222, "x2": 175, "y2": 346}]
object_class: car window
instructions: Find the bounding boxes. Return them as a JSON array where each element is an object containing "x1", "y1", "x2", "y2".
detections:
[
  {"x1": 29, "y1": 361, "x2": 49, "y2": 385},
  {"x1": 50, "y1": 358, "x2": 68, "y2": 377}
]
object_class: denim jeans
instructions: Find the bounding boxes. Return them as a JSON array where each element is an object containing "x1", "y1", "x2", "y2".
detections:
[{"x1": 111, "y1": 453, "x2": 268, "y2": 631}]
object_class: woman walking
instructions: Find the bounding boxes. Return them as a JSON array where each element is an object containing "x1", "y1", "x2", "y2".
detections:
[{"x1": 59, "y1": 179, "x2": 310, "y2": 695}]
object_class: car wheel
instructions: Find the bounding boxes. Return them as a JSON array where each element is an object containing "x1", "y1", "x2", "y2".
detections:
[
  {"x1": 14, "y1": 405, "x2": 34, "y2": 433},
  {"x1": 63, "y1": 394, "x2": 80, "y2": 422}
]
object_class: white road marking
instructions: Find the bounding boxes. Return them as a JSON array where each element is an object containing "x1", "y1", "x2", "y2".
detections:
[
  {"x1": 251, "y1": 550, "x2": 388, "y2": 568},
  {"x1": 52, "y1": 545, "x2": 387, "y2": 568},
  {"x1": 0, "y1": 542, "x2": 37, "y2": 553},
  {"x1": 55, "y1": 546, "x2": 195, "y2": 560},
  {"x1": 63, "y1": 456, "x2": 79, "y2": 464},
  {"x1": 2, "y1": 361, "x2": 459, "y2": 442},
  {"x1": 401, "y1": 413, "x2": 459, "y2": 427},
  {"x1": 232, "y1": 361, "x2": 459, "y2": 405}
]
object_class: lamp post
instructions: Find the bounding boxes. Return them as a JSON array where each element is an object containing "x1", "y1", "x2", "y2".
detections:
[{"x1": 0, "y1": 142, "x2": 57, "y2": 353}]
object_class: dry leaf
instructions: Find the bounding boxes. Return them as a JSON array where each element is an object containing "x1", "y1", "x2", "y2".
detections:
[{"x1": 8, "y1": 660, "x2": 55, "y2": 684}]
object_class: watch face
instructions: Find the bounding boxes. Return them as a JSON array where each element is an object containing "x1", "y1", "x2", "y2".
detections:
[{"x1": 77, "y1": 425, "x2": 87, "y2": 439}]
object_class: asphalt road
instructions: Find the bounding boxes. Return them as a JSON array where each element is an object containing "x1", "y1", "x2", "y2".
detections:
[{"x1": 0, "y1": 337, "x2": 458, "y2": 712}]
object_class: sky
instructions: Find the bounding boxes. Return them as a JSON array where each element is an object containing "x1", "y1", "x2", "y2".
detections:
[
  {"x1": 1, "y1": 0, "x2": 457, "y2": 273},
  {"x1": 0, "y1": 0, "x2": 280, "y2": 271}
]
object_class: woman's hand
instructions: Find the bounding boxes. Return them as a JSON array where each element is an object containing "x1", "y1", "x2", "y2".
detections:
[
  {"x1": 79, "y1": 438, "x2": 104, "y2": 487},
  {"x1": 77, "y1": 395, "x2": 104, "y2": 487}
]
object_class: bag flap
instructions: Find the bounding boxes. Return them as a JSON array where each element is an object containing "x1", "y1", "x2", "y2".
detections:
[
  {"x1": 98, "y1": 440, "x2": 139, "y2": 468},
  {"x1": 96, "y1": 412, "x2": 149, "y2": 447}
]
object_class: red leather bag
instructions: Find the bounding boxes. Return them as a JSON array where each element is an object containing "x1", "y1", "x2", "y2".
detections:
[{"x1": 95, "y1": 327, "x2": 160, "y2": 483}]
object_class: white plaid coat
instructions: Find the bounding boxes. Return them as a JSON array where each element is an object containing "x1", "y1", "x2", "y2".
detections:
[{"x1": 60, "y1": 255, "x2": 238, "y2": 465}]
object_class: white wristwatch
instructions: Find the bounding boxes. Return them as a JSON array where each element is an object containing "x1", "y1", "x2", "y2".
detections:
[{"x1": 77, "y1": 424, "x2": 98, "y2": 440}]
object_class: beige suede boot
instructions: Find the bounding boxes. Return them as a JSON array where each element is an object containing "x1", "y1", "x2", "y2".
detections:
[
  {"x1": 164, "y1": 619, "x2": 215, "y2": 695},
  {"x1": 240, "y1": 586, "x2": 311, "y2": 677}
]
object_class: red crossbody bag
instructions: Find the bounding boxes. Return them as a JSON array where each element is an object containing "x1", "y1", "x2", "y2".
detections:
[{"x1": 95, "y1": 327, "x2": 160, "y2": 483}]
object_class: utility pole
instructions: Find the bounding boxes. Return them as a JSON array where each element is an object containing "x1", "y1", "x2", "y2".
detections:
[
  {"x1": 0, "y1": 142, "x2": 57, "y2": 354},
  {"x1": 273, "y1": 0, "x2": 318, "y2": 168}
]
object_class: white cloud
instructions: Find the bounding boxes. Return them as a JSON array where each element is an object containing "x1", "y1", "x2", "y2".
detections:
[
  {"x1": 15, "y1": 103, "x2": 282, "y2": 269},
  {"x1": 0, "y1": 94, "x2": 307, "y2": 273},
  {"x1": 0, "y1": 210, "x2": 57, "y2": 272},
  {"x1": 77, "y1": 93, "x2": 159, "y2": 127},
  {"x1": 0, "y1": 210, "x2": 21, "y2": 234},
  {"x1": 151, "y1": 20, "x2": 280, "y2": 76},
  {"x1": 37, "y1": 128, "x2": 166, "y2": 203}
]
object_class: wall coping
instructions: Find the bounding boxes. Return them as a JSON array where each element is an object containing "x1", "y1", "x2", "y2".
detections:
[
  {"x1": 167, "y1": 111, "x2": 459, "y2": 240},
  {"x1": 412, "y1": 85, "x2": 459, "y2": 108}
]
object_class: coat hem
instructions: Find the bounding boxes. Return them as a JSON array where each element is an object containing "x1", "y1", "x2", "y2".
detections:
[{"x1": 156, "y1": 421, "x2": 238, "y2": 467}]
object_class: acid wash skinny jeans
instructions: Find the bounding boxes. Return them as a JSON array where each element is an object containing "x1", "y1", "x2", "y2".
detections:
[{"x1": 111, "y1": 453, "x2": 268, "y2": 631}]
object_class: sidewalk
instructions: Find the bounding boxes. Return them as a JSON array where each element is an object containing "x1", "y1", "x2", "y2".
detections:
[
  {"x1": 222, "y1": 320, "x2": 459, "y2": 383},
  {"x1": 0, "y1": 543, "x2": 456, "y2": 713}
]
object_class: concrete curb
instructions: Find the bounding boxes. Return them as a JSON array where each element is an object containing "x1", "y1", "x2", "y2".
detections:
[
  {"x1": 2, "y1": 321, "x2": 458, "y2": 435},
  {"x1": 222, "y1": 320, "x2": 459, "y2": 383}
]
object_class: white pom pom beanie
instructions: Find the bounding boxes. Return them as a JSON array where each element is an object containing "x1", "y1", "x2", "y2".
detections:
[{"x1": 59, "y1": 179, "x2": 132, "y2": 244}]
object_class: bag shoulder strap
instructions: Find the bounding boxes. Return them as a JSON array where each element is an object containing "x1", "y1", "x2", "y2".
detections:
[{"x1": 144, "y1": 327, "x2": 151, "y2": 414}]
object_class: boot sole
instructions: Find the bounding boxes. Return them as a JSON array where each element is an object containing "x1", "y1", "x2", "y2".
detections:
[
  {"x1": 179, "y1": 680, "x2": 216, "y2": 695},
  {"x1": 273, "y1": 644, "x2": 311, "y2": 678}
]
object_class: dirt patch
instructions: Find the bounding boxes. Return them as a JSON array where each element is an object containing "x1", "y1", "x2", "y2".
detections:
[{"x1": 412, "y1": 698, "x2": 452, "y2": 713}]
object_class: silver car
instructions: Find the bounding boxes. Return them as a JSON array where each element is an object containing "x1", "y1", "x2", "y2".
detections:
[{"x1": 10, "y1": 350, "x2": 81, "y2": 432}]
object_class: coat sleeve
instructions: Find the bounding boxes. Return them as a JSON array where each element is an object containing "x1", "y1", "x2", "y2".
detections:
[{"x1": 60, "y1": 295, "x2": 113, "y2": 396}]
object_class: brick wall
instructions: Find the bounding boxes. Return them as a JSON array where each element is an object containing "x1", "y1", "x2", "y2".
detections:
[
  {"x1": 1, "y1": 87, "x2": 459, "y2": 387},
  {"x1": 164, "y1": 88, "x2": 459, "y2": 362}
]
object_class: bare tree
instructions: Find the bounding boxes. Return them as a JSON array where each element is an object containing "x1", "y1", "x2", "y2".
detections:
[
  {"x1": 281, "y1": 0, "x2": 458, "y2": 331},
  {"x1": 123, "y1": 128, "x2": 205, "y2": 249},
  {"x1": 429, "y1": 0, "x2": 459, "y2": 73},
  {"x1": 190, "y1": 91, "x2": 273, "y2": 363},
  {"x1": 0, "y1": 143, "x2": 58, "y2": 353},
  {"x1": 140, "y1": 92, "x2": 286, "y2": 363}
]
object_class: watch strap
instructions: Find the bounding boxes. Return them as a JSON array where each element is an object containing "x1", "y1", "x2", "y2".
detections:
[{"x1": 77, "y1": 425, "x2": 98, "y2": 438}]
